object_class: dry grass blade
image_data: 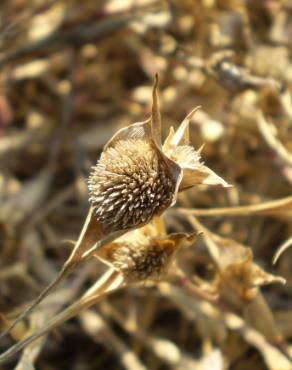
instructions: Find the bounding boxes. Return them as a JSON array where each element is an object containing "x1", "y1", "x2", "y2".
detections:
[
  {"x1": 0, "y1": 265, "x2": 70, "y2": 341},
  {"x1": 177, "y1": 195, "x2": 292, "y2": 217},
  {"x1": 14, "y1": 314, "x2": 47, "y2": 370},
  {"x1": 225, "y1": 312, "x2": 292, "y2": 370},
  {"x1": 0, "y1": 268, "x2": 123, "y2": 364},
  {"x1": 0, "y1": 12, "x2": 135, "y2": 67},
  {"x1": 272, "y1": 236, "x2": 292, "y2": 265},
  {"x1": 80, "y1": 310, "x2": 148, "y2": 370},
  {"x1": 256, "y1": 110, "x2": 292, "y2": 167},
  {"x1": 0, "y1": 208, "x2": 124, "y2": 340}
]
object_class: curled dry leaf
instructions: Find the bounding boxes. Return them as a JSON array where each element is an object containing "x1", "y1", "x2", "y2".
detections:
[
  {"x1": 186, "y1": 216, "x2": 288, "y2": 356},
  {"x1": 188, "y1": 217, "x2": 285, "y2": 304},
  {"x1": 272, "y1": 236, "x2": 292, "y2": 265},
  {"x1": 217, "y1": 248, "x2": 285, "y2": 302}
]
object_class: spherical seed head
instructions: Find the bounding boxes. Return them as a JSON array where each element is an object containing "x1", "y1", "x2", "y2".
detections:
[
  {"x1": 105, "y1": 238, "x2": 176, "y2": 281},
  {"x1": 88, "y1": 139, "x2": 175, "y2": 233}
]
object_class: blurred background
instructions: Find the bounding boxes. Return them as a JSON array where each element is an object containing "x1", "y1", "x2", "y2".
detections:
[{"x1": 0, "y1": 0, "x2": 292, "y2": 369}]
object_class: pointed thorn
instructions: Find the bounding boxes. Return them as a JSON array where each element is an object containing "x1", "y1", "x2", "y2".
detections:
[
  {"x1": 186, "y1": 105, "x2": 201, "y2": 122},
  {"x1": 197, "y1": 143, "x2": 205, "y2": 154},
  {"x1": 154, "y1": 73, "x2": 159, "y2": 88}
]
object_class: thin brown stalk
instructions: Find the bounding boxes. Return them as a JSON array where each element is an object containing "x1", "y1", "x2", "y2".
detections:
[
  {"x1": 0, "y1": 208, "x2": 124, "y2": 340},
  {"x1": 272, "y1": 236, "x2": 292, "y2": 265},
  {"x1": 0, "y1": 268, "x2": 123, "y2": 364},
  {"x1": 176, "y1": 195, "x2": 292, "y2": 217}
]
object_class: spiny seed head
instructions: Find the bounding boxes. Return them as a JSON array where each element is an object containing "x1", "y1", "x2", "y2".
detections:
[
  {"x1": 88, "y1": 139, "x2": 175, "y2": 233},
  {"x1": 102, "y1": 238, "x2": 177, "y2": 281},
  {"x1": 97, "y1": 228, "x2": 196, "y2": 282}
]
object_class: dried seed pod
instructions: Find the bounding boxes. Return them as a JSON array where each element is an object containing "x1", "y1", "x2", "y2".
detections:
[
  {"x1": 189, "y1": 217, "x2": 286, "y2": 303},
  {"x1": 96, "y1": 224, "x2": 196, "y2": 282},
  {"x1": 0, "y1": 75, "x2": 230, "y2": 351},
  {"x1": 88, "y1": 139, "x2": 177, "y2": 233},
  {"x1": 100, "y1": 238, "x2": 176, "y2": 281},
  {"x1": 88, "y1": 75, "x2": 230, "y2": 235}
]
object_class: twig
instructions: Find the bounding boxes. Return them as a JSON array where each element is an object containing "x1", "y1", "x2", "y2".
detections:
[
  {"x1": 176, "y1": 195, "x2": 292, "y2": 217},
  {"x1": 0, "y1": 268, "x2": 123, "y2": 364},
  {"x1": 272, "y1": 236, "x2": 292, "y2": 265},
  {"x1": 256, "y1": 110, "x2": 292, "y2": 168}
]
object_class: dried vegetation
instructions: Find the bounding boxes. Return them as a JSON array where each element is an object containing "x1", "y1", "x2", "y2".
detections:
[{"x1": 0, "y1": 0, "x2": 292, "y2": 369}]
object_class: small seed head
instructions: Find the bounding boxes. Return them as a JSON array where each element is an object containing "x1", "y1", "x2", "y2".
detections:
[
  {"x1": 103, "y1": 238, "x2": 176, "y2": 281},
  {"x1": 88, "y1": 139, "x2": 175, "y2": 233}
]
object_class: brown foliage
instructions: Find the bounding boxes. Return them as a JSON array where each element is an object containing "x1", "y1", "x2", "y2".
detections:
[{"x1": 0, "y1": 1, "x2": 291, "y2": 369}]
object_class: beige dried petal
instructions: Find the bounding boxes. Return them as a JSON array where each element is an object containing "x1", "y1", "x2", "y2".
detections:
[
  {"x1": 167, "y1": 145, "x2": 230, "y2": 190},
  {"x1": 163, "y1": 107, "x2": 200, "y2": 150},
  {"x1": 190, "y1": 165, "x2": 231, "y2": 188},
  {"x1": 104, "y1": 120, "x2": 152, "y2": 150},
  {"x1": 163, "y1": 107, "x2": 231, "y2": 190}
]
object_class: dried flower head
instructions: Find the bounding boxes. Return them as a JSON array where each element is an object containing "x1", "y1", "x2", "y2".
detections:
[
  {"x1": 217, "y1": 247, "x2": 286, "y2": 302},
  {"x1": 190, "y1": 218, "x2": 286, "y2": 303},
  {"x1": 88, "y1": 139, "x2": 176, "y2": 233},
  {"x1": 88, "y1": 75, "x2": 230, "y2": 235},
  {"x1": 96, "y1": 221, "x2": 196, "y2": 282},
  {"x1": 0, "y1": 75, "x2": 230, "y2": 348}
]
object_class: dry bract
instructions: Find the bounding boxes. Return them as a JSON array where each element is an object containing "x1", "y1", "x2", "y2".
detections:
[
  {"x1": 187, "y1": 216, "x2": 287, "y2": 354},
  {"x1": 188, "y1": 217, "x2": 285, "y2": 304}
]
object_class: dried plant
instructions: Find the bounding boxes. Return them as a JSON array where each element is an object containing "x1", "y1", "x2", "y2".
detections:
[
  {"x1": 0, "y1": 75, "x2": 229, "y2": 363},
  {"x1": 0, "y1": 218, "x2": 196, "y2": 363},
  {"x1": 1, "y1": 2, "x2": 292, "y2": 367},
  {"x1": 96, "y1": 219, "x2": 196, "y2": 282},
  {"x1": 186, "y1": 216, "x2": 290, "y2": 361}
]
